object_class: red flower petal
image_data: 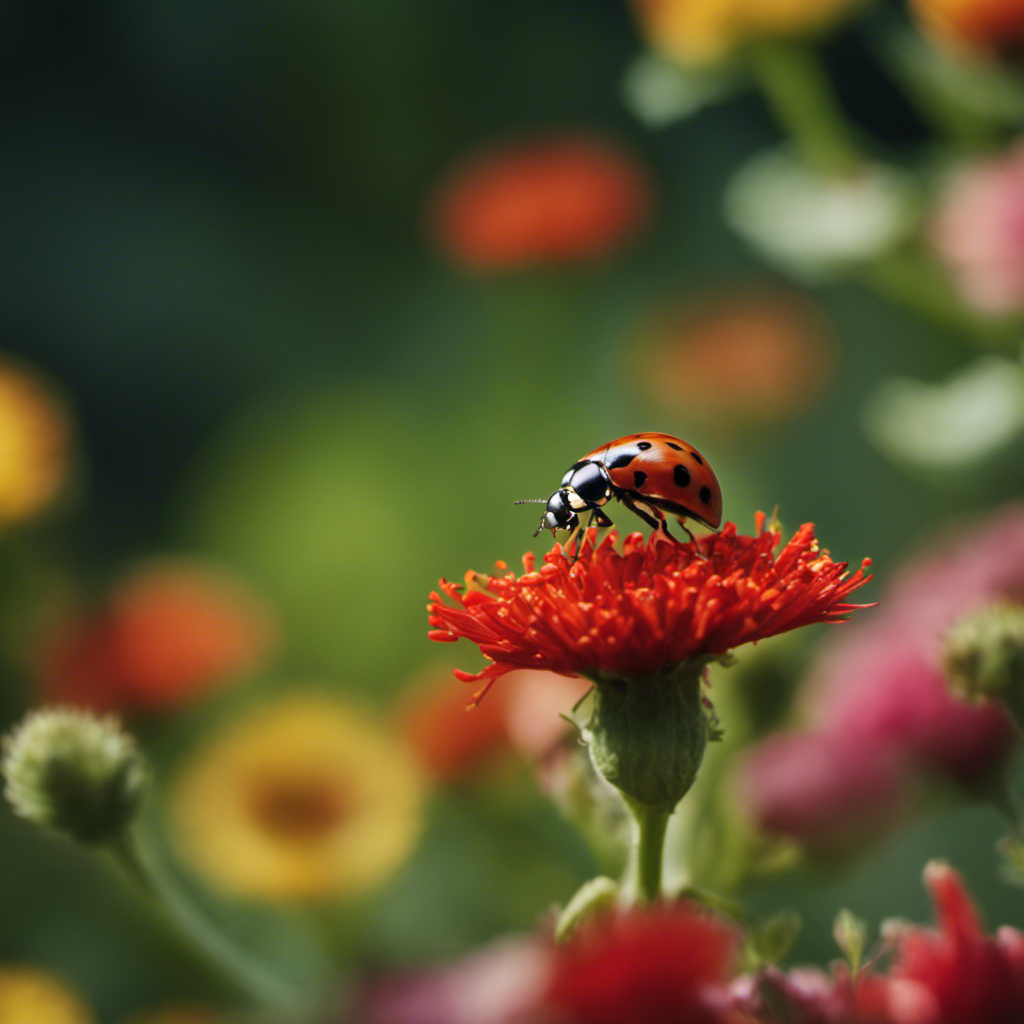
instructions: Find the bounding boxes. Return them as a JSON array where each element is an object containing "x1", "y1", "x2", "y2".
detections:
[
  {"x1": 428, "y1": 521, "x2": 872, "y2": 704},
  {"x1": 885, "y1": 862, "x2": 1024, "y2": 1023}
]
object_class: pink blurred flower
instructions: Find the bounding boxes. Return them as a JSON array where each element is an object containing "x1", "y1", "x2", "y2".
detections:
[
  {"x1": 730, "y1": 964, "x2": 889, "y2": 1024},
  {"x1": 736, "y1": 732, "x2": 912, "y2": 856},
  {"x1": 930, "y1": 142, "x2": 1024, "y2": 314},
  {"x1": 358, "y1": 935, "x2": 551, "y2": 1024},
  {"x1": 738, "y1": 507, "x2": 1023, "y2": 852}
]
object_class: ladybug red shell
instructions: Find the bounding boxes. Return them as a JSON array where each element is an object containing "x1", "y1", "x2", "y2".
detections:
[{"x1": 522, "y1": 432, "x2": 722, "y2": 542}]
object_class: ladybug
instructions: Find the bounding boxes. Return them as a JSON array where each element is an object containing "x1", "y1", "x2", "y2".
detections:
[{"x1": 518, "y1": 433, "x2": 722, "y2": 544}]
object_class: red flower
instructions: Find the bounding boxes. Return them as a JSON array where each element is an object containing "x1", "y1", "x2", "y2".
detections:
[
  {"x1": 542, "y1": 905, "x2": 741, "y2": 1024},
  {"x1": 881, "y1": 862, "x2": 1024, "y2": 1024},
  {"x1": 428, "y1": 517, "x2": 872, "y2": 703},
  {"x1": 910, "y1": 0, "x2": 1024, "y2": 57},
  {"x1": 426, "y1": 133, "x2": 653, "y2": 271}
]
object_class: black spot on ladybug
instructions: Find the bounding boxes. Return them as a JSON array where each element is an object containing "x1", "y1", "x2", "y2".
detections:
[
  {"x1": 633, "y1": 470, "x2": 648, "y2": 489},
  {"x1": 608, "y1": 452, "x2": 637, "y2": 469},
  {"x1": 637, "y1": 441, "x2": 652, "y2": 450},
  {"x1": 570, "y1": 460, "x2": 588, "y2": 471},
  {"x1": 673, "y1": 465, "x2": 691, "y2": 489},
  {"x1": 665, "y1": 442, "x2": 683, "y2": 451},
  {"x1": 699, "y1": 486, "x2": 712, "y2": 505},
  {"x1": 690, "y1": 452, "x2": 704, "y2": 465}
]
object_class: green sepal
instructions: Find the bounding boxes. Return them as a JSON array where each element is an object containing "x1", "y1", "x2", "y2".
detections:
[
  {"x1": 582, "y1": 660, "x2": 714, "y2": 813},
  {"x1": 554, "y1": 876, "x2": 620, "y2": 944}
]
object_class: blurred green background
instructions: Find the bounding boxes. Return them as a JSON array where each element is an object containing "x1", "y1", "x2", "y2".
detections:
[{"x1": 3, "y1": 1, "x2": 1024, "y2": 1021}]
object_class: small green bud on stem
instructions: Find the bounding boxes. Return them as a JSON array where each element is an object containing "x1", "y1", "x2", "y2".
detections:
[
  {"x1": 944, "y1": 602, "x2": 1024, "y2": 733},
  {"x1": 2, "y1": 707, "x2": 145, "y2": 844}
]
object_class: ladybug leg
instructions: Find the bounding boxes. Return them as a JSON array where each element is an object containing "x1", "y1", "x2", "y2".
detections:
[
  {"x1": 621, "y1": 494, "x2": 707, "y2": 559},
  {"x1": 617, "y1": 492, "x2": 664, "y2": 532},
  {"x1": 568, "y1": 508, "x2": 614, "y2": 564},
  {"x1": 673, "y1": 517, "x2": 707, "y2": 555}
]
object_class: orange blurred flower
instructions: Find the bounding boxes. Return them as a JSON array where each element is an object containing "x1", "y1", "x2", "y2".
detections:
[
  {"x1": 0, "y1": 358, "x2": 70, "y2": 526},
  {"x1": 399, "y1": 665, "x2": 511, "y2": 781},
  {"x1": 170, "y1": 693, "x2": 424, "y2": 901},
  {"x1": 36, "y1": 559, "x2": 279, "y2": 713},
  {"x1": 633, "y1": 286, "x2": 835, "y2": 424},
  {"x1": 909, "y1": 0, "x2": 1024, "y2": 57},
  {"x1": 630, "y1": 0, "x2": 864, "y2": 65},
  {"x1": 0, "y1": 967, "x2": 93, "y2": 1024},
  {"x1": 399, "y1": 666, "x2": 590, "y2": 782},
  {"x1": 426, "y1": 134, "x2": 653, "y2": 271}
]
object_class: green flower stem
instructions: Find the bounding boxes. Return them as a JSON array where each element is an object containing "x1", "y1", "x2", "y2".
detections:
[
  {"x1": 627, "y1": 798, "x2": 671, "y2": 905},
  {"x1": 109, "y1": 828, "x2": 306, "y2": 1014},
  {"x1": 747, "y1": 40, "x2": 862, "y2": 176}
]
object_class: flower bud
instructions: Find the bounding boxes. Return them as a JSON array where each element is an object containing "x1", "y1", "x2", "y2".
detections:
[
  {"x1": 943, "y1": 602, "x2": 1024, "y2": 728},
  {"x1": 582, "y1": 662, "x2": 712, "y2": 813},
  {"x1": 2, "y1": 707, "x2": 145, "y2": 844}
]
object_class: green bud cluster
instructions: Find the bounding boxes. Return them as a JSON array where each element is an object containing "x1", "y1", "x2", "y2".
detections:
[
  {"x1": 2, "y1": 707, "x2": 146, "y2": 844},
  {"x1": 944, "y1": 602, "x2": 1024, "y2": 731}
]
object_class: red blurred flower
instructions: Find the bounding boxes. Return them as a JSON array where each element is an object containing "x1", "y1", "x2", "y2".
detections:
[
  {"x1": 881, "y1": 861, "x2": 1024, "y2": 1023},
  {"x1": 428, "y1": 518, "x2": 872, "y2": 704},
  {"x1": 910, "y1": 0, "x2": 1024, "y2": 57},
  {"x1": 37, "y1": 560, "x2": 279, "y2": 713},
  {"x1": 731, "y1": 864, "x2": 1024, "y2": 1023},
  {"x1": 543, "y1": 905, "x2": 741, "y2": 1024},
  {"x1": 426, "y1": 133, "x2": 653, "y2": 271}
]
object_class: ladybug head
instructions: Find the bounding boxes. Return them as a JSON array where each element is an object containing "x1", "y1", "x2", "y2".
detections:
[{"x1": 534, "y1": 489, "x2": 578, "y2": 537}]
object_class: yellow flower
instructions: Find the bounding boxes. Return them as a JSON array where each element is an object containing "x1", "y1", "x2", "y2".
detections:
[
  {"x1": 170, "y1": 694, "x2": 425, "y2": 900},
  {"x1": 631, "y1": 0, "x2": 865, "y2": 64},
  {"x1": 0, "y1": 358, "x2": 69, "y2": 524},
  {"x1": 0, "y1": 967, "x2": 93, "y2": 1024}
]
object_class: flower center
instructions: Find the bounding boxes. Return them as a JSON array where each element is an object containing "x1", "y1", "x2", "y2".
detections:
[{"x1": 249, "y1": 775, "x2": 350, "y2": 842}]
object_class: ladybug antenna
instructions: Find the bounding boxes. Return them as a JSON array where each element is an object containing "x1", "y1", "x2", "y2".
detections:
[{"x1": 513, "y1": 498, "x2": 547, "y2": 505}]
